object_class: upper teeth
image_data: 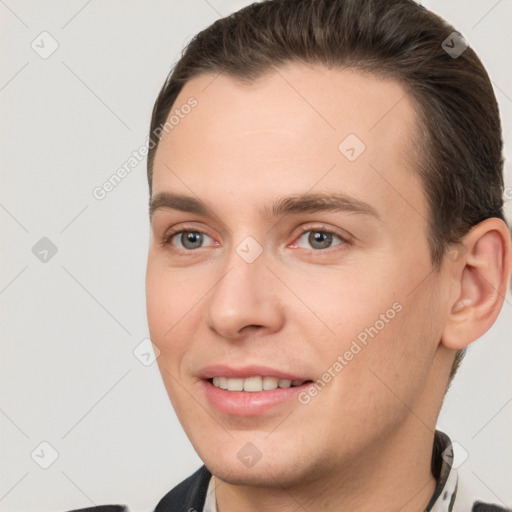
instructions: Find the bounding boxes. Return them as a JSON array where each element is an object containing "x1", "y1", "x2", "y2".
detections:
[{"x1": 212, "y1": 376, "x2": 305, "y2": 392}]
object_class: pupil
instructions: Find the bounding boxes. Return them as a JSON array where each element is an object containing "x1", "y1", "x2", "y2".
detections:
[
  {"x1": 309, "y1": 231, "x2": 332, "y2": 249},
  {"x1": 182, "y1": 231, "x2": 203, "y2": 249}
]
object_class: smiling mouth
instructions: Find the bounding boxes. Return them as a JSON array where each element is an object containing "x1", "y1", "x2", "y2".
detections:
[{"x1": 208, "y1": 376, "x2": 313, "y2": 392}]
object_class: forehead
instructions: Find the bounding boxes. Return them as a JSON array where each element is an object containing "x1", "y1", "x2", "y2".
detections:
[{"x1": 152, "y1": 63, "x2": 425, "y2": 224}]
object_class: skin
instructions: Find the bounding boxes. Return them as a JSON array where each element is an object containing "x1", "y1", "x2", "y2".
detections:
[{"x1": 145, "y1": 63, "x2": 511, "y2": 512}]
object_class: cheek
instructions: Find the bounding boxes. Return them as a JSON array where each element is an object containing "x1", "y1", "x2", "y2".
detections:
[
  {"x1": 146, "y1": 256, "x2": 220, "y2": 385},
  {"x1": 297, "y1": 263, "x2": 431, "y2": 390},
  {"x1": 145, "y1": 260, "x2": 170, "y2": 342},
  {"x1": 327, "y1": 286, "x2": 439, "y2": 428},
  {"x1": 146, "y1": 259, "x2": 192, "y2": 362},
  {"x1": 146, "y1": 256, "x2": 203, "y2": 337},
  {"x1": 145, "y1": 260, "x2": 199, "y2": 409},
  {"x1": 290, "y1": 266, "x2": 391, "y2": 346}
]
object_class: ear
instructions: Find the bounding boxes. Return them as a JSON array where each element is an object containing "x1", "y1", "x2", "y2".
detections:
[{"x1": 441, "y1": 218, "x2": 512, "y2": 350}]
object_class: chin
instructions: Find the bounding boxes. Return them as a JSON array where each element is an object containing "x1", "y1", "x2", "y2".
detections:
[
  {"x1": 209, "y1": 463, "x2": 298, "y2": 488},
  {"x1": 202, "y1": 450, "x2": 318, "y2": 489}
]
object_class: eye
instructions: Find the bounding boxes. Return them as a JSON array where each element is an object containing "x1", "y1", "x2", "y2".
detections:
[
  {"x1": 295, "y1": 229, "x2": 345, "y2": 250},
  {"x1": 165, "y1": 230, "x2": 216, "y2": 250}
]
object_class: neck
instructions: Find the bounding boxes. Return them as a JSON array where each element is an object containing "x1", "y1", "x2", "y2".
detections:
[{"x1": 214, "y1": 421, "x2": 438, "y2": 512}]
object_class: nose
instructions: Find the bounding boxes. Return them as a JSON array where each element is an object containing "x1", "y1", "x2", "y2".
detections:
[{"x1": 204, "y1": 245, "x2": 286, "y2": 341}]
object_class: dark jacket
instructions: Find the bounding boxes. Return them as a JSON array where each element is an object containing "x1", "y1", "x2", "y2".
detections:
[{"x1": 67, "y1": 465, "x2": 212, "y2": 512}]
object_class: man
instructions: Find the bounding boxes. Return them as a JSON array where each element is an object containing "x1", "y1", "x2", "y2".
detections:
[{"x1": 70, "y1": 0, "x2": 511, "y2": 510}]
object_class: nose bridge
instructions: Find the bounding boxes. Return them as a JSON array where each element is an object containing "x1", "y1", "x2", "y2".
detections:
[{"x1": 205, "y1": 235, "x2": 284, "y2": 338}]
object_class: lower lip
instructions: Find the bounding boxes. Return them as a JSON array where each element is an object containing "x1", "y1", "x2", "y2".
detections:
[{"x1": 202, "y1": 379, "x2": 311, "y2": 416}]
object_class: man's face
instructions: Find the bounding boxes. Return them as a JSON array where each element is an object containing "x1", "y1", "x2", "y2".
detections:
[{"x1": 146, "y1": 64, "x2": 450, "y2": 486}]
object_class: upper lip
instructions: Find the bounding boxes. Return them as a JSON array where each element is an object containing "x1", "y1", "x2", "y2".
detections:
[{"x1": 199, "y1": 364, "x2": 311, "y2": 381}]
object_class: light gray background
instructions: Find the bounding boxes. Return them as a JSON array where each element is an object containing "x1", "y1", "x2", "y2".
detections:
[{"x1": 1, "y1": 1, "x2": 511, "y2": 511}]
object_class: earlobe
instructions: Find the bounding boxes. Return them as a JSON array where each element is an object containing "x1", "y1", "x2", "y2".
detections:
[{"x1": 441, "y1": 218, "x2": 512, "y2": 351}]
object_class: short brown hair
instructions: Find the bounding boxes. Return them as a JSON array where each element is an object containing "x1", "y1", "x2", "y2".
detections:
[{"x1": 147, "y1": 0, "x2": 507, "y2": 379}]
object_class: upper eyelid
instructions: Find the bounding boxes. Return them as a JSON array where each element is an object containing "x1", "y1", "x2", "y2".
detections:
[
  {"x1": 164, "y1": 224, "x2": 351, "y2": 250},
  {"x1": 164, "y1": 228, "x2": 216, "y2": 247},
  {"x1": 163, "y1": 224, "x2": 216, "y2": 240},
  {"x1": 296, "y1": 224, "x2": 347, "y2": 236},
  {"x1": 163, "y1": 224, "x2": 346, "y2": 238},
  {"x1": 292, "y1": 228, "x2": 348, "y2": 250},
  {"x1": 155, "y1": 211, "x2": 355, "y2": 239},
  {"x1": 294, "y1": 224, "x2": 353, "y2": 244},
  {"x1": 296, "y1": 228, "x2": 344, "y2": 240}
]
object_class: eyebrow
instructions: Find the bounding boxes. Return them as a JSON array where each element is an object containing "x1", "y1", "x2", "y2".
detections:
[{"x1": 149, "y1": 191, "x2": 380, "y2": 220}]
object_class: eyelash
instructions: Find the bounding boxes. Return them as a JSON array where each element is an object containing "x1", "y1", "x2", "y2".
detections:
[
  {"x1": 292, "y1": 226, "x2": 350, "y2": 252},
  {"x1": 160, "y1": 225, "x2": 209, "y2": 249},
  {"x1": 160, "y1": 224, "x2": 351, "y2": 255}
]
